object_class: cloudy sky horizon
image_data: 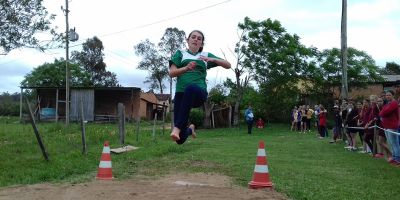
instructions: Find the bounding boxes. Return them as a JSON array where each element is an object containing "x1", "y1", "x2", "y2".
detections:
[{"x1": 1, "y1": 0, "x2": 399, "y2": 94}]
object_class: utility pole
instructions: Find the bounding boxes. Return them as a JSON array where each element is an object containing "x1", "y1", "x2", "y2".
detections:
[
  {"x1": 341, "y1": 0, "x2": 348, "y2": 100},
  {"x1": 65, "y1": 0, "x2": 70, "y2": 126},
  {"x1": 62, "y1": 1, "x2": 79, "y2": 126}
]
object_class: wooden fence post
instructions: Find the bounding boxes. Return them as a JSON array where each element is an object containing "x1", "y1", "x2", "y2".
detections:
[
  {"x1": 80, "y1": 98, "x2": 87, "y2": 155},
  {"x1": 118, "y1": 103, "x2": 125, "y2": 145},
  {"x1": 162, "y1": 102, "x2": 166, "y2": 135},
  {"x1": 152, "y1": 113, "x2": 157, "y2": 141},
  {"x1": 26, "y1": 98, "x2": 49, "y2": 161},
  {"x1": 136, "y1": 117, "x2": 140, "y2": 142}
]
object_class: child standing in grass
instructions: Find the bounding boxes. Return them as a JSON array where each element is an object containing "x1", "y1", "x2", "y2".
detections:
[{"x1": 318, "y1": 105, "x2": 327, "y2": 139}]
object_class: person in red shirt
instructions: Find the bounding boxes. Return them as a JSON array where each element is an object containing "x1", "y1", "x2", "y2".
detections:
[
  {"x1": 256, "y1": 118, "x2": 265, "y2": 129},
  {"x1": 379, "y1": 90, "x2": 400, "y2": 166},
  {"x1": 318, "y1": 105, "x2": 327, "y2": 139}
]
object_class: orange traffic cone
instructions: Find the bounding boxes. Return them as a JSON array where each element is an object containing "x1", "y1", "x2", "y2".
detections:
[
  {"x1": 248, "y1": 140, "x2": 272, "y2": 189},
  {"x1": 96, "y1": 141, "x2": 113, "y2": 180}
]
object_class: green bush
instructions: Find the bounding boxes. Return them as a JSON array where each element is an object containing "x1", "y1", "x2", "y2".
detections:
[{"x1": 189, "y1": 108, "x2": 204, "y2": 128}]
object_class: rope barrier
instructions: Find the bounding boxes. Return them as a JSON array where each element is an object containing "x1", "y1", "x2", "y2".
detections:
[{"x1": 346, "y1": 125, "x2": 400, "y2": 136}]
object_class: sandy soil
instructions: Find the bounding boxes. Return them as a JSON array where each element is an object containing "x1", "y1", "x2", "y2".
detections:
[{"x1": 0, "y1": 173, "x2": 287, "y2": 200}]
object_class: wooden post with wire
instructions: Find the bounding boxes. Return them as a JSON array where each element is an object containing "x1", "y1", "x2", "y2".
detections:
[{"x1": 80, "y1": 98, "x2": 87, "y2": 155}]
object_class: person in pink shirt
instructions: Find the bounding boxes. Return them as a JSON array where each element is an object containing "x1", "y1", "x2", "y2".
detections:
[
  {"x1": 374, "y1": 97, "x2": 392, "y2": 160},
  {"x1": 379, "y1": 90, "x2": 400, "y2": 166}
]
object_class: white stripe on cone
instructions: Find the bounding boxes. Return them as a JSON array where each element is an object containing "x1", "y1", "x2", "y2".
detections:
[
  {"x1": 254, "y1": 165, "x2": 269, "y2": 173},
  {"x1": 102, "y1": 147, "x2": 110, "y2": 153},
  {"x1": 257, "y1": 149, "x2": 266, "y2": 156},
  {"x1": 99, "y1": 161, "x2": 112, "y2": 168}
]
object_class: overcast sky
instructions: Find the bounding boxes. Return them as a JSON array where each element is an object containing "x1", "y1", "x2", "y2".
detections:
[{"x1": 1, "y1": 0, "x2": 399, "y2": 94}]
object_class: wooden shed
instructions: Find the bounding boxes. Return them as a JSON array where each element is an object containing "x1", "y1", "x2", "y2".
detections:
[{"x1": 19, "y1": 86, "x2": 141, "y2": 122}]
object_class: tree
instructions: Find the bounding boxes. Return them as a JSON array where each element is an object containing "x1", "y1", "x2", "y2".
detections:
[
  {"x1": 202, "y1": 84, "x2": 228, "y2": 128},
  {"x1": 0, "y1": 0, "x2": 59, "y2": 55},
  {"x1": 226, "y1": 29, "x2": 251, "y2": 126},
  {"x1": 238, "y1": 17, "x2": 317, "y2": 121},
  {"x1": 71, "y1": 36, "x2": 119, "y2": 87},
  {"x1": 317, "y1": 47, "x2": 383, "y2": 98},
  {"x1": 134, "y1": 39, "x2": 167, "y2": 93},
  {"x1": 0, "y1": 92, "x2": 20, "y2": 116},
  {"x1": 21, "y1": 58, "x2": 91, "y2": 87},
  {"x1": 158, "y1": 28, "x2": 186, "y2": 127},
  {"x1": 380, "y1": 62, "x2": 400, "y2": 75}
]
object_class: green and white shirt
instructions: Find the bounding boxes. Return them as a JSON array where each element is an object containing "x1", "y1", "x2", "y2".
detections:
[{"x1": 169, "y1": 49, "x2": 220, "y2": 92}]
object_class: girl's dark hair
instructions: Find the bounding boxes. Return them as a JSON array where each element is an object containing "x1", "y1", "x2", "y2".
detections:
[{"x1": 188, "y1": 30, "x2": 205, "y2": 52}]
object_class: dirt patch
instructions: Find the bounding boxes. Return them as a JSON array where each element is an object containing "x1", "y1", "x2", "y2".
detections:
[{"x1": 0, "y1": 173, "x2": 287, "y2": 200}]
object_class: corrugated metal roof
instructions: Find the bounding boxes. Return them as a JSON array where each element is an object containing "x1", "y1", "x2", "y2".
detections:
[{"x1": 382, "y1": 75, "x2": 400, "y2": 82}]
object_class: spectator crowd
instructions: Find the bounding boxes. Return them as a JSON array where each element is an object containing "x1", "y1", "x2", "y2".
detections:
[{"x1": 290, "y1": 90, "x2": 400, "y2": 167}]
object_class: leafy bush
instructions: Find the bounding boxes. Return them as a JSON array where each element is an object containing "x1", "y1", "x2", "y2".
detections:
[
  {"x1": 0, "y1": 92, "x2": 20, "y2": 116},
  {"x1": 189, "y1": 108, "x2": 204, "y2": 128}
]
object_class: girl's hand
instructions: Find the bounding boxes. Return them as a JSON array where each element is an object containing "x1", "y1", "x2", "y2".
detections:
[
  {"x1": 185, "y1": 61, "x2": 196, "y2": 71},
  {"x1": 199, "y1": 55, "x2": 214, "y2": 62}
]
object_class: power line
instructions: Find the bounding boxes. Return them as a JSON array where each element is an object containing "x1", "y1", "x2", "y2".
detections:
[
  {"x1": 70, "y1": 0, "x2": 231, "y2": 48},
  {"x1": 105, "y1": 49, "x2": 137, "y2": 66},
  {"x1": 1, "y1": 0, "x2": 232, "y2": 66},
  {"x1": 101, "y1": 0, "x2": 232, "y2": 37}
]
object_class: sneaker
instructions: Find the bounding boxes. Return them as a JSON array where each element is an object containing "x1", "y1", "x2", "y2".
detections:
[
  {"x1": 389, "y1": 160, "x2": 400, "y2": 166},
  {"x1": 344, "y1": 146, "x2": 352, "y2": 149},
  {"x1": 349, "y1": 147, "x2": 357, "y2": 152},
  {"x1": 329, "y1": 140, "x2": 335, "y2": 143},
  {"x1": 358, "y1": 150, "x2": 367, "y2": 154},
  {"x1": 373, "y1": 153, "x2": 384, "y2": 158}
]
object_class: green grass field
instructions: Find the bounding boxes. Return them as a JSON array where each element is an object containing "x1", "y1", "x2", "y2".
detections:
[{"x1": 0, "y1": 116, "x2": 399, "y2": 200}]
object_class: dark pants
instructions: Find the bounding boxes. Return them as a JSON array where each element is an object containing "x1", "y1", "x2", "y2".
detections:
[
  {"x1": 364, "y1": 129, "x2": 374, "y2": 152},
  {"x1": 358, "y1": 130, "x2": 364, "y2": 145},
  {"x1": 247, "y1": 120, "x2": 254, "y2": 134},
  {"x1": 319, "y1": 125, "x2": 326, "y2": 137},
  {"x1": 174, "y1": 84, "x2": 207, "y2": 145},
  {"x1": 333, "y1": 125, "x2": 342, "y2": 140},
  {"x1": 306, "y1": 119, "x2": 311, "y2": 131}
]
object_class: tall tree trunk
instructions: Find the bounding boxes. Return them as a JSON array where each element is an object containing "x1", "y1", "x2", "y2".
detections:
[
  {"x1": 232, "y1": 70, "x2": 249, "y2": 126},
  {"x1": 341, "y1": 0, "x2": 348, "y2": 100},
  {"x1": 159, "y1": 79, "x2": 163, "y2": 94},
  {"x1": 203, "y1": 99, "x2": 214, "y2": 128},
  {"x1": 233, "y1": 101, "x2": 240, "y2": 126}
]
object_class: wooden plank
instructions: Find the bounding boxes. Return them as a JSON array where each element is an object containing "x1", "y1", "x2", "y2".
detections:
[
  {"x1": 110, "y1": 145, "x2": 139, "y2": 154},
  {"x1": 71, "y1": 89, "x2": 94, "y2": 121}
]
